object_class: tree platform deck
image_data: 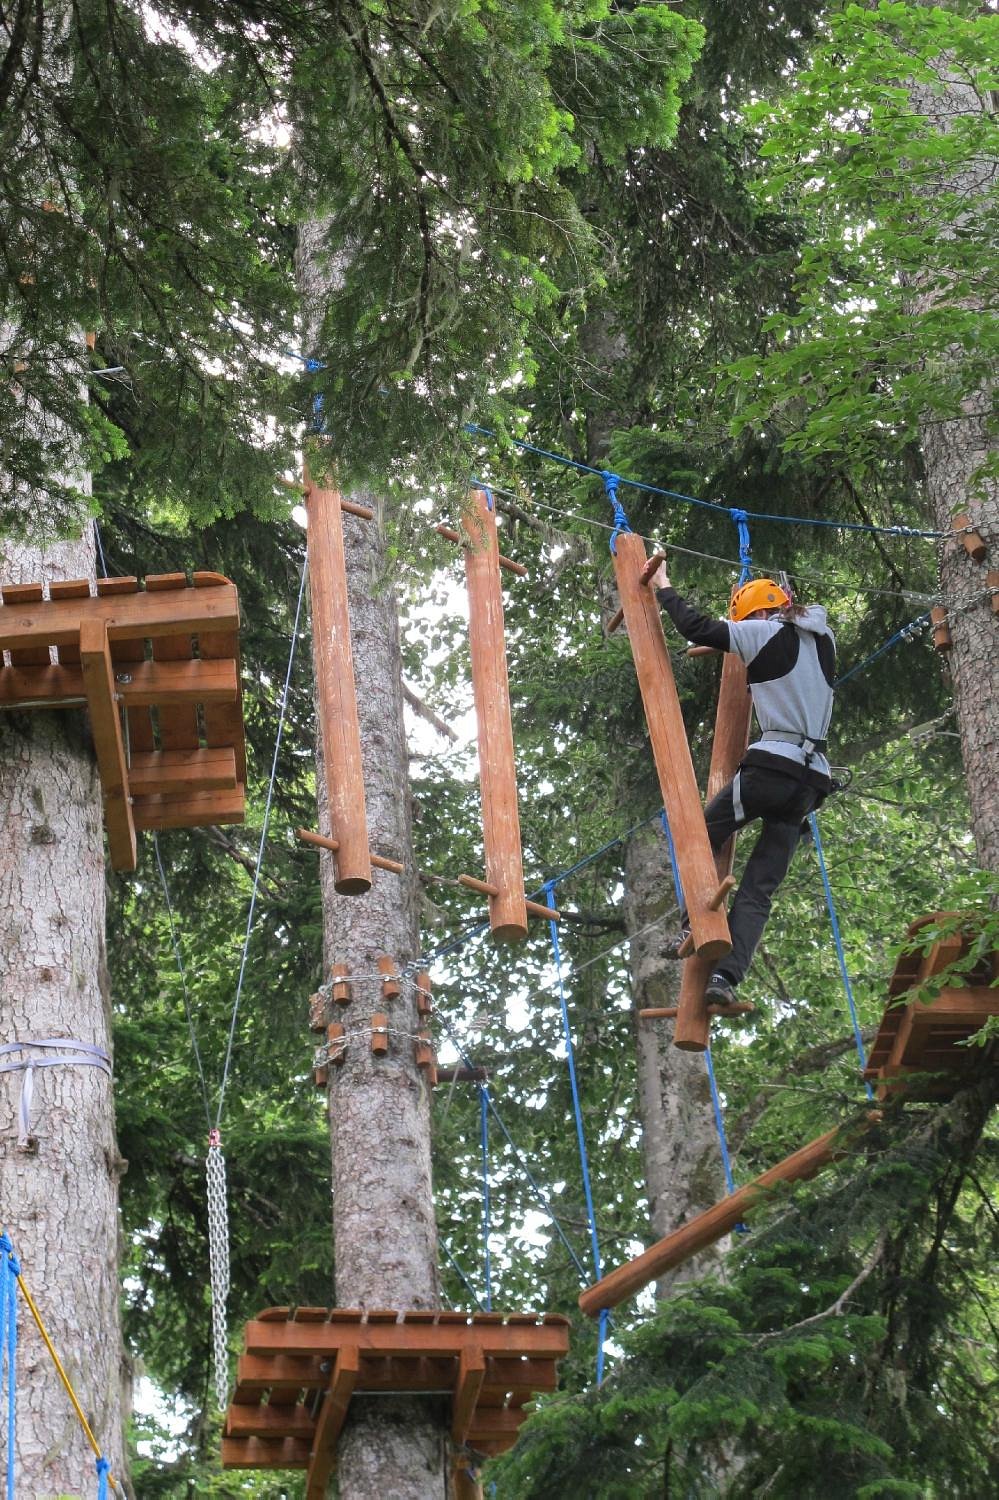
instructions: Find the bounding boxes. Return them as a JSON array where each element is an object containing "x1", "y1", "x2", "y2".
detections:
[
  {"x1": 0, "y1": 572, "x2": 245, "y2": 868},
  {"x1": 863, "y1": 912, "x2": 998, "y2": 1099},
  {"x1": 221, "y1": 1306, "x2": 570, "y2": 1495}
]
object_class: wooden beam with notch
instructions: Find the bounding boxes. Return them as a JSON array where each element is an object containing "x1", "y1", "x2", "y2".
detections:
[
  {"x1": 79, "y1": 617, "x2": 137, "y2": 870},
  {"x1": 306, "y1": 1346, "x2": 360, "y2": 1499}
]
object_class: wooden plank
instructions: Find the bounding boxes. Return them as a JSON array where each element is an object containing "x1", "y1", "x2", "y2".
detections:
[
  {"x1": 612, "y1": 531, "x2": 731, "y2": 961},
  {"x1": 0, "y1": 581, "x2": 239, "y2": 652},
  {"x1": 236, "y1": 1353, "x2": 326, "y2": 1391},
  {"x1": 221, "y1": 1435, "x2": 311, "y2": 1469},
  {"x1": 462, "y1": 488, "x2": 528, "y2": 942},
  {"x1": 194, "y1": 574, "x2": 246, "y2": 782},
  {"x1": 454, "y1": 1466, "x2": 485, "y2": 1500},
  {"x1": 306, "y1": 1345, "x2": 360, "y2": 1499},
  {"x1": 131, "y1": 787, "x2": 245, "y2": 832},
  {"x1": 579, "y1": 1115, "x2": 878, "y2": 1317},
  {"x1": 2, "y1": 584, "x2": 51, "y2": 666},
  {"x1": 466, "y1": 1408, "x2": 525, "y2": 1443},
  {"x1": 305, "y1": 473, "x2": 372, "y2": 895},
  {"x1": 98, "y1": 580, "x2": 157, "y2": 753},
  {"x1": 127, "y1": 747, "x2": 237, "y2": 797},
  {"x1": 79, "y1": 617, "x2": 137, "y2": 871},
  {"x1": 227, "y1": 1402, "x2": 314, "y2": 1439},
  {"x1": 243, "y1": 1318, "x2": 570, "y2": 1360},
  {"x1": 50, "y1": 579, "x2": 94, "y2": 667},
  {"x1": 0, "y1": 658, "x2": 238, "y2": 711},
  {"x1": 146, "y1": 576, "x2": 200, "y2": 750},
  {"x1": 452, "y1": 1343, "x2": 486, "y2": 1445}
]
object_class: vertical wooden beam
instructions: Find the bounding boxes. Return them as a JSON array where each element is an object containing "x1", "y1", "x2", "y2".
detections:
[
  {"x1": 674, "y1": 652, "x2": 752, "y2": 1052},
  {"x1": 612, "y1": 532, "x2": 731, "y2": 960},
  {"x1": 79, "y1": 617, "x2": 137, "y2": 871},
  {"x1": 305, "y1": 1345, "x2": 360, "y2": 1499},
  {"x1": 462, "y1": 488, "x2": 528, "y2": 942},
  {"x1": 452, "y1": 1343, "x2": 487, "y2": 1445},
  {"x1": 304, "y1": 470, "x2": 372, "y2": 895}
]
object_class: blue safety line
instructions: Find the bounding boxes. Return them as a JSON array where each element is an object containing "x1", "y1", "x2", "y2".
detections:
[
  {"x1": 544, "y1": 881, "x2": 607, "y2": 1382},
  {"x1": 602, "y1": 472, "x2": 631, "y2": 555},
  {"x1": 835, "y1": 612, "x2": 932, "y2": 688},
  {"x1": 657, "y1": 812, "x2": 742, "y2": 1206},
  {"x1": 479, "y1": 1088, "x2": 493, "y2": 1311},
  {"x1": 0, "y1": 1234, "x2": 17, "y2": 1500},
  {"x1": 441, "y1": 1242, "x2": 485, "y2": 1312},
  {"x1": 809, "y1": 814, "x2": 874, "y2": 1099},
  {"x1": 434, "y1": 1015, "x2": 590, "y2": 1281},
  {"x1": 732, "y1": 509, "x2": 752, "y2": 586},
  {"x1": 704, "y1": 1048, "x2": 738, "y2": 1197},
  {"x1": 96, "y1": 1456, "x2": 110, "y2": 1499},
  {"x1": 465, "y1": 424, "x2": 944, "y2": 539}
]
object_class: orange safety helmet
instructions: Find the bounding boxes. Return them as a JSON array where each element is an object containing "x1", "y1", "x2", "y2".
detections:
[{"x1": 729, "y1": 578, "x2": 790, "y2": 621}]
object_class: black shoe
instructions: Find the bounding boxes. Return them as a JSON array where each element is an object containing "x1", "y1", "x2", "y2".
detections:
[
  {"x1": 663, "y1": 923, "x2": 691, "y2": 960},
  {"x1": 705, "y1": 974, "x2": 737, "y2": 1005}
]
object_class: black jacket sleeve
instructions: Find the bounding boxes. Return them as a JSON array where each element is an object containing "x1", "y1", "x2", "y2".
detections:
[{"x1": 655, "y1": 586, "x2": 731, "y2": 650}]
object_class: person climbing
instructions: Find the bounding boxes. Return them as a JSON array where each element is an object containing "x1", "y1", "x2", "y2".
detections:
[{"x1": 651, "y1": 564, "x2": 836, "y2": 1005}]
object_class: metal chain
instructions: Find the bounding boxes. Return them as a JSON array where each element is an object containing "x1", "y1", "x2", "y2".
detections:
[{"x1": 206, "y1": 1136, "x2": 231, "y2": 1411}]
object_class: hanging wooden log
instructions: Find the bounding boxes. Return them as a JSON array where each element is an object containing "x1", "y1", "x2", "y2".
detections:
[
  {"x1": 674, "y1": 649, "x2": 753, "y2": 1051},
  {"x1": 988, "y1": 571, "x2": 999, "y2": 615},
  {"x1": 578, "y1": 1112, "x2": 880, "y2": 1317},
  {"x1": 304, "y1": 469, "x2": 372, "y2": 895},
  {"x1": 462, "y1": 488, "x2": 528, "y2": 942},
  {"x1": 611, "y1": 532, "x2": 731, "y2": 960}
]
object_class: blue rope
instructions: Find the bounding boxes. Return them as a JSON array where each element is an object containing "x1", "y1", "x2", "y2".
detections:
[
  {"x1": 658, "y1": 812, "x2": 742, "y2": 1209},
  {"x1": 434, "y1": 1015, "x2": 590, "y2": 1280},
  {"x1": 835, "y1": 612, "x2": 931, "y2": 688},
  {"x1": 465, "y1": 424, "x2": 945, "y2": 539},
  {"x1": 809, "y1": 814, "x2": 874, "y2": 1099},
  {"x1": 0, "y1": 1234, "x2": 17, "y2": 1500},
  {"x1": 479, "y1": 1087, "x2": 493, "y2": 1311},
  {"x1": 96, "y1": 1456, "x2": 110, "y2": 1499},
  {"x1": 602, "y1": 472, "x2": 631, "y2": 555},
  {"x1": 544, "y1": 881, "x2": 606, "y2": 1381},
  {"x1": 704, "y1": 1048, "x2": 738, "y2": 1197},
  {"x1": 659, "y1": 810, "x2": 684, "y2": 910},
  {"x1": 441, "y1": 1243, "x2": 484, "y2": 1311},
  {"x1": 731, "y1": 508, "x2": 752, "y2": 586}
]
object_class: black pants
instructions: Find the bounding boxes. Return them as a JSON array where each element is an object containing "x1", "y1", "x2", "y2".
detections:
[{"x1": 691, "y1": 763, "x2": 820, "y2": 987}]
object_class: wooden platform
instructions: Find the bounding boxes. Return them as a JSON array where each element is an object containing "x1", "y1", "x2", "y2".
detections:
[
  {"x1": 221, "y1": 1307, "x2": 569, "y2": 1495},
  {"x1": 0, "y1": 573, "x2": 245, "y2": 869},
  {"x1": 863, "y1": 912, "x2": 998, "y2": 1099}
]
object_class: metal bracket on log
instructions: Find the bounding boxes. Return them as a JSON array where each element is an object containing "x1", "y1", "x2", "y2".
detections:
[{"x1": 611, "y1": 532, "x2": 731, "y2": 962}]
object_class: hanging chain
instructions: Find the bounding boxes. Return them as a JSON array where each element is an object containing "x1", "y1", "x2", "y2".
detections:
[{"x1": 205, "y1": 1133, "x2": 231, "y2": 1410}]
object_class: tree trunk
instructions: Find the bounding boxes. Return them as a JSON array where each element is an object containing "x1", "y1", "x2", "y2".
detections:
[
  {"x1": 907, "y1": 62, "x2": 998, "y2": 871},
  {"x1": 298, "y1": 225, "x2": 445, "y2": 1497},
  {"x1": 0, "y1": 532, "x2": 127, "y2": 1498},
  {"x1": 623, "y1": 825, "x2": 729, "y2": 1293}
]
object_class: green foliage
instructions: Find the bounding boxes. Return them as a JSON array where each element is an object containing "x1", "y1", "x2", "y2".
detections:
[
  {"x1": 725, "y1": 2, "x2": 999, "y2": 487},
  {"x1": 489, "y1": 1092, "x2": 999, "y2": 1497}
]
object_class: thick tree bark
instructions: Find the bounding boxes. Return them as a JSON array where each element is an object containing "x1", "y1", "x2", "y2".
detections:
[
  {"x1": 907, "y1": 62, "x2": 998, "y2": 871},
  {"x1": 298, "y1": 223, "x2": 445, "y2": 1498},
  {"x1": 0, "y1": 533, "x2": 127, "y2": 1498},
  {"x1": 623, "y1": 825, "x2": 728, "y2": 1293}
]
